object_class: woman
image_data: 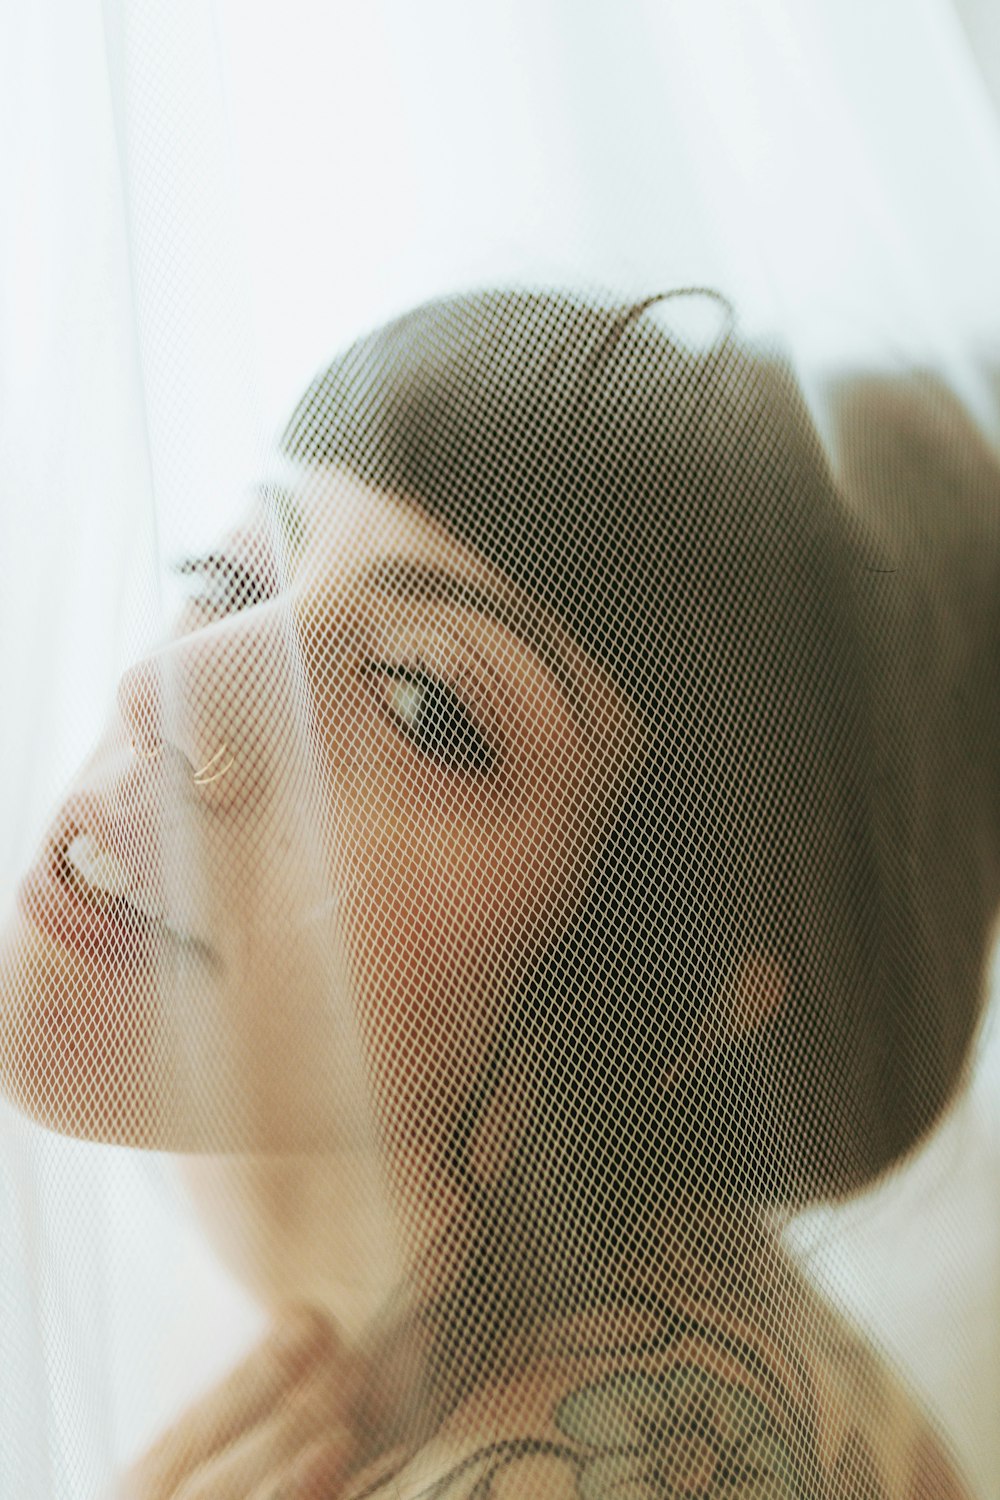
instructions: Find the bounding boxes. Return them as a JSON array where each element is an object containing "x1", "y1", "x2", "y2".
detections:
[{"x1": 1, "y1": 286, "x2": 991, "y2": 1497}]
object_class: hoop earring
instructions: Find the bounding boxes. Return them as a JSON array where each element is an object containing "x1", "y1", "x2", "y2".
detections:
[{"x1": 191, "y1": 745, "x2": 235, "y2": 786}]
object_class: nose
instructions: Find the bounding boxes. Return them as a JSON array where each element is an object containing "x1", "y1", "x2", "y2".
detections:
[
  {"x1": 114, "y1": 605, "x2": 299, "y2": 810},
  {"x1": 117, "y1": 642, "x2": 241, "y2": 789},
  {"x1": 117, "y1": 626, "x2": 253, "y2": 769},
  {"x1": 117, "y1": 659, "x2": 164, "y2": 757},
  {"x1": 117, "y1": 643, "x2": 251, "y2": 807}
]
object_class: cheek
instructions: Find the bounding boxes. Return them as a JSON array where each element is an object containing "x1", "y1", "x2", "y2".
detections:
[
  {"x1": 319, "y1": 694, "x2": 593, "y2": 1122},
  {"x1": 357, "y1": 784, "x2": 588, "y2": 979}
]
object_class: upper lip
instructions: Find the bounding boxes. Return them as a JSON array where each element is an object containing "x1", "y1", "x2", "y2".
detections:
[
  {"x1": 45, "y1": 786, "x2": 169, "y2": 925},
  {"x1": 30, "y1": 786, "x2": 221, "y2": 974}
]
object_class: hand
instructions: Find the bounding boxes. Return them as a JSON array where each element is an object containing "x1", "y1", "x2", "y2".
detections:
[{"x1": 112, "y1": 1305, "x2": 362, "y2": 1499}]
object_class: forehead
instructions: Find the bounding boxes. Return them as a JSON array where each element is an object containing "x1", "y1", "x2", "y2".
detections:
[{"x1": 259, "y1": 463, "x2": 495, "y2": 594}]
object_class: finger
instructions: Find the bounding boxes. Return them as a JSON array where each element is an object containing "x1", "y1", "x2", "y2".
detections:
[
  {"x1": 119, "y1": 1306, "x2": 340, "y2": 1500},
  {"x1": 172, "y1": 1372, "x2": 355, "y2": 1500},
  {"x1": 245, "y1": 1436, "x2": 354, "y2": 1500}
]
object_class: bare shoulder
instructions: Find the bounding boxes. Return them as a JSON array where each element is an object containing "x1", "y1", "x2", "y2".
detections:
[
  {"x1": 342, "y1": 1354, "x2": 813, "y2": 1499},
  {"x1": 344, "y1": 1297, "x2": 974, "y2": 1500},
  {"x1": 803, "y1": 1304, "x2": 974, "y2": 1500}
]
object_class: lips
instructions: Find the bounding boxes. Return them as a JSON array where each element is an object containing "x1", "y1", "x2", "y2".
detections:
[
  {"x1": 19, "y1": 835, "x2": 161, "y2": 970},
  {"x1": 16, "y1": 785, "x2": 211, "y2": 971}
]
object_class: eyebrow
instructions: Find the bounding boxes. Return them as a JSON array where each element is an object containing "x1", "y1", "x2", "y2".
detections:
[{"x1": 358, "y1": 556, "x2": 585, "y2": 718}]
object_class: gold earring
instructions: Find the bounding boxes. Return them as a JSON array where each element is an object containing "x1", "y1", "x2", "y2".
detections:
[
  {"x1": 191, "y1": 745, "x2": 235, "y2": 786},
  {"x1": 130, "y1": 740, "x2": 162, "y2": 762}
]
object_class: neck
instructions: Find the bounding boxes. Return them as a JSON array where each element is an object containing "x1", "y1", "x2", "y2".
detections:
[{"x1": 345, "y1": 1194, "x2": 784, "y2": 1471}]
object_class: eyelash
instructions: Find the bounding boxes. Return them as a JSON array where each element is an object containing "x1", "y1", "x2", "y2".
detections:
[
  {"x1": 359, "y1": 654, "x2": 497, "y2": 776},
  {"x1": 174, "y1": 552, "x2": 272, "y2": 618}
]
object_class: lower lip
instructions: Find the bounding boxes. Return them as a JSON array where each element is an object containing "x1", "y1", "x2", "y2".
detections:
[{"x1": 18, "y1": 845, "x2": 161, "y2": 970}]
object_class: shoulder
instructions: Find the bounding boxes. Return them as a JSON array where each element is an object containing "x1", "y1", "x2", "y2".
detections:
[
  {"x1": 344, "y1": 1300, "x2": 974, "y2": 1500},
  {"x1": 805, "y1": 1313, "x2": 974, "y2": 1500},
  {"x1": 342, "y1": 1303, "x2": 813, "y2": 1498}
]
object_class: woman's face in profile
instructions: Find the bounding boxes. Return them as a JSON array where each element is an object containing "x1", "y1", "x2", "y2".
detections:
[{"x1": 0, "y1": 467, "x2": 627, "y2": 1177}]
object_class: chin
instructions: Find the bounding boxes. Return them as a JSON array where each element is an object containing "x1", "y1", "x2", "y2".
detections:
[
  {"x1": 0, "y1": 910, "x2": 205, "y2": 1149},
  {"x1": 0, "y1": 911, "x2": 150, "y2": 1143}
]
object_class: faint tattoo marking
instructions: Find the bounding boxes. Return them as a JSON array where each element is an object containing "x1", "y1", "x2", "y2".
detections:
[{"x1": 554, "y1": 1365, "x2": 808, "y2": 1498}]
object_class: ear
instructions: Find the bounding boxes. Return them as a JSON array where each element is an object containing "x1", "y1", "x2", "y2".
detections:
[
  {"x1": 669, "y1": 952, "x2": 789, "y2": 1081},
  {"x1": 720, "y1": 952, "x2": 788, "y2": 1040}
]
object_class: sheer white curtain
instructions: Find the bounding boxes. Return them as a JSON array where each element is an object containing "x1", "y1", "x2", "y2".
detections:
[{"x1": 2, "y1": 1, "x2": 999, "y2": 1495}]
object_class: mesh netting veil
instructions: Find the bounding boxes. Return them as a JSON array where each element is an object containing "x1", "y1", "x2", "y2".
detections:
[{"x1": 2, "y1": 5, "x2": 1000, "y2": 1499}]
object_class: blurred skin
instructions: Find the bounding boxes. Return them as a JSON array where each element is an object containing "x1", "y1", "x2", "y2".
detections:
[{"x1": 0, "y1": 464, "x2": 786, "y2": 1495}]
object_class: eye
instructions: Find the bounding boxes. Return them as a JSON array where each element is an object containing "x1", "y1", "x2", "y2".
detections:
[
  {"x1": 361, "y1": 660, "x2": 497, "y2": 775},
  {"x1": 173, "y1": 552, "x2": 272, "y2": 620}
]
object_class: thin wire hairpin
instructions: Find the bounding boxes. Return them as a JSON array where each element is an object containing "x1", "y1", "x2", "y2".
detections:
[
  {"x1": 633, "y1": 286, "x2": 737, "y2": 342},
  {"x1": 580, "y1": 286, "x2": 737, "y2": 387}
]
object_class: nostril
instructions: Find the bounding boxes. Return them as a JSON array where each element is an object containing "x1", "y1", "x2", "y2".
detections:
[{"x1": 117, "y1": 661, "x2": 164, "y2": 756}]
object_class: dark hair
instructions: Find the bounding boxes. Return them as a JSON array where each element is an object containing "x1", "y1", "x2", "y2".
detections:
[{"x1": 282, "y1": 285, "x2": 992, "y2": 1424}]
